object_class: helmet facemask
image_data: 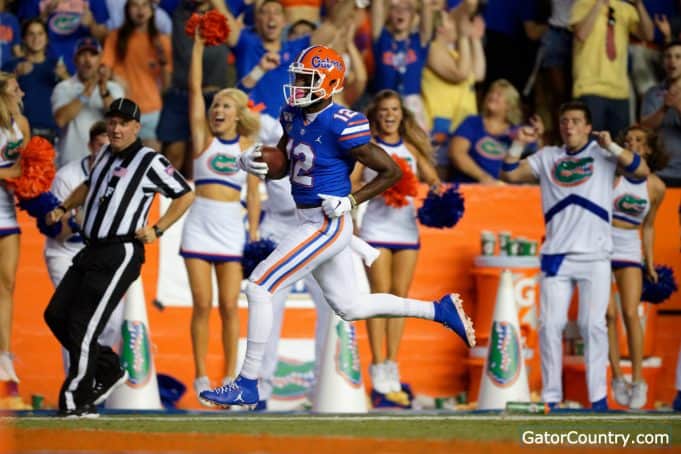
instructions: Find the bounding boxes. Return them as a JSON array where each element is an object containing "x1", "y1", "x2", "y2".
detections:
[{"x1": 283, "y1": 63, "x2": 328, "y2": 107}]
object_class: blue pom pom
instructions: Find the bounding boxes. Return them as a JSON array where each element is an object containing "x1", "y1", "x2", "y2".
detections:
[
  {"x1": 17, "y1": 191, "x2": 63, "y2": 238},
  {"x1": 641, "y1": 265, "x2": 678, "y2": 304},
  {"x1": 242, "y1": 239, "x2": 277, "y2": 278},
  {"x1": 417, "y1": 186, "x2": 465, "y2": 228}
]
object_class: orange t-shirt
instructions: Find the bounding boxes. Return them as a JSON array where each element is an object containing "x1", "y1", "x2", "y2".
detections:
[{"x1": 102, "y1": 30, "x2": 172, "y2": 114}]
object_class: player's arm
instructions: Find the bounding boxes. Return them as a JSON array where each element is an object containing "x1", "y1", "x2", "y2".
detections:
[
  {"x1": 593, "y1": 131, "x2": 650, "y2": 179},
  {"x1": 349, "y1": 142, "x2": 402, "y2": 204},
  {"x1": 499, "y1": 128, "x2": 540, "y2": 184}
]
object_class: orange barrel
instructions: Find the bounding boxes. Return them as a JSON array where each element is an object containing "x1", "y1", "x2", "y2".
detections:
[{"x1": 471, "y1": 256, "x2": 542, "y2": 393}]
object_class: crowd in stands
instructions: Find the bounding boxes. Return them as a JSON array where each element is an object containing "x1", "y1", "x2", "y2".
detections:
[{"x1": 0, "y1": 0, "x2": 676, "y2": 186}]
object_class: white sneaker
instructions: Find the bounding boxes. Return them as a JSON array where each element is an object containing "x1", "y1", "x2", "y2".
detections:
[
  {"x1": 629, "y1": 381, "x2": 648, "y2": 409},
  {"x1": 369, "y1": 363, "x2": 391, "y2": 394},
  {"x1": 0, "y1": 352, "x2": 19, "y2": 383},
  {"x1": 194, "y1": 376, "x2": 215, "y2": 407},
  {"x1": 611, "y1": 377, "x2": 630, "y2": 406},
  {"x1": 384, "y1": 360, "x2": 402, "y2": 393}
]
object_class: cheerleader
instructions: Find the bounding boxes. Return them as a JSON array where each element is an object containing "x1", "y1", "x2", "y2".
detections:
[
  {"x1": 0, "y1": 72, "x2": 28, "y2": 382},
  {"x1": 607, "y1": 125, "x2": 667, "y2": 409},
  {"x1": 352, "y1": 89, "x2": 440, "y2": 403},
  {"x1": 183, "y1": 35, "x2": 261, "y2": 404}
]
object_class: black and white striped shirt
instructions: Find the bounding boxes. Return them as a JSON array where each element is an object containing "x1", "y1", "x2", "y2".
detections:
[{"x1": 82, "y1": 139, "x2": 190, "y2": 240}]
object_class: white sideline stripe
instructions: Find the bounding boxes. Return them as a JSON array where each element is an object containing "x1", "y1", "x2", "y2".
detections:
[
  {"x1": 8, "y1": 415, "x2": 681, "y2": 422},
  {"x1": 340, "y1": 124, "x2": 370, "y2": 135}
]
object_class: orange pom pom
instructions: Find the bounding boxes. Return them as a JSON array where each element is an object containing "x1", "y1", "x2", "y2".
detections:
[
  {"x1": 200, "y1": 10, "x2": 230, "y2": 46},
  {"x1": 382, "y1": 154, "x2": 418, "y2": 208},
  {"x1": 184, "y1": 12, "x2": 201, "y2": 38},
  {"x1": 5, "y1": 136, "x2": 56, "y2": 199}
]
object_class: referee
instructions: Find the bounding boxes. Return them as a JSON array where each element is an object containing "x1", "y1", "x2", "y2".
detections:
[{"x1": 44, "y1": 98, "x2": 194, "y2": 417}]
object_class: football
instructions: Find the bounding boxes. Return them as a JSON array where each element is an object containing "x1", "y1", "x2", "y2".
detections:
[{"x1": 258, "y1": 145, "x2": 289, "y2": 179}]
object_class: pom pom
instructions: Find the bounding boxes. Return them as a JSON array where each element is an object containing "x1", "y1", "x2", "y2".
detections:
[
  {"x1": 185, "y1": 10, "x2": 229, "y2": 46},
  {"x1": 641, "y1": 265, "x2": 678, "y2": 304},
  {"x1": 417, "y1": 185, "x2": 465, "y2": 228},
  {"x1": 242, "y1": 239, "x2": 277, "y2": 278},
  {"x1": 17, "y1": 191, "x2": 62, "y2": 238},
  {"x1": 5, "y1": 136, "x2": 56, "y2": 199},
  {"x1": 184, "y1": 12, "x2": 201, "y2": 38},
  {"x1": 200, "y1": 10, "x2": 230, "y2": 46},
  {"x1": 382, "y1": 154, "x2": 418, "y2": 208}
]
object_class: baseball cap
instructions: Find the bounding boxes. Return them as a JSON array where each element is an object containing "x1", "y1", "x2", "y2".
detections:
[
  {"x1": 105, "y1": 98, "x2": 141, "y2": 122},
  {"x1": 74, "y1": 37, "x2": 102, "y2": 56}
]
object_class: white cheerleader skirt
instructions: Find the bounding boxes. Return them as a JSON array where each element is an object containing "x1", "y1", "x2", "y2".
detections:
[
  {"x1": 359, "y1": 197, "x2": 419, "y2": 250},
  {"x1": 180, "y1": 196, "x2": 245, "y2": 262},
  {"x1": 611, "y1": 226, "x2": 642, "y2": 270},
  {"x1": 0, "y1": 184, "x2": 19, "y2": 237}
]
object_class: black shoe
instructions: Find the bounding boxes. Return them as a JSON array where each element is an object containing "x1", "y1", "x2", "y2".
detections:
[
  {"x1": 91, "y1": 368, "x2": 128, "y2": 406},
  {"x1": 57, "y1": 403, "x2": 99, "y2": 419}
]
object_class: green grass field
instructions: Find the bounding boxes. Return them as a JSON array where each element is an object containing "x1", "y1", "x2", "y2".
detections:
[{"x1": 9, "y1": 414, "x2": 681, "y2": 443}]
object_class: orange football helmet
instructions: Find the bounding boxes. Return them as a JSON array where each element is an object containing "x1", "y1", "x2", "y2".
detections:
[{"x1": 283, "y1": 45, "x2": 345, "y2": 107}]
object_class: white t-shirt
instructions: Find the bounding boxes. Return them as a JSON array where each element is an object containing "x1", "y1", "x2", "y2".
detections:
[
  {"x1": 52, "y1": 76, "x2": 124, "y2": 168},
  {"x1": 527, "y1": 140, "x2": 617, "y2": 258},
  {"x1": 44, "y1": 156, "x2": 91, "y2": 259}
]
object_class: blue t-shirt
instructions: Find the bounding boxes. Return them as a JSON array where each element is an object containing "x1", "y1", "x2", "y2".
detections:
[
  {"x1": 232, "y1": 29, "x2": 310, "y2": 118},
  {"x1": 0, "y1": 13, "x2": 20, "y2": 68},
  {"x1": 372, "y1": 28, "x2": 428, "y2": 96},
  {"x1": 452, "y1": 115, "x2": 515, "y2": 182},
  {"x1": 280, "y1": 103, "x2": 370, "y2": 205},
  {"x1": 2, "y1": 57, "x2": 59, "y2": 130},
  {"x1": 226, "y1": 0, "x2": 255, "y2": 27},
  {"x1": 17, "y1": 0, "x2": 109, "y2": 75},
  {"x1": 483, "y1": 0, "x2": 536, "y2": 37}
]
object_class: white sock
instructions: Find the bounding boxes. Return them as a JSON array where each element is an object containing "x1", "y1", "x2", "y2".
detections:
[
  {"x1": 355, "y1": 293, "x2": 435, "y2": 320},
  {"x1": 240, "y1": 283, "x2": 273, "y2": 379}
]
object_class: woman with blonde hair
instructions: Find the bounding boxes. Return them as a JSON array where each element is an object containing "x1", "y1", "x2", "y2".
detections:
[
  {"x1": 0, "y1": 71, "x2": 29, "y2": 382},
  {"x1": 607, "y1": 125, "x2": 668, "y2": 409},
  {"x1": 448, "y1": 79, "x2": 540, "y2": 184},
  {"x1": 351, "y1": 89, "x2": 441, "y2": 405},
  {"x1": 183, "y1": 35, "x2": 261, "y2": 405}
]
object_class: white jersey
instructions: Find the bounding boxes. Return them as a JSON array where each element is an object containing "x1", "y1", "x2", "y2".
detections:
[
  {"x1": 360, "y1": 137, "x2": 420, "y2": 248},
  {"x1": 44, "y1": 156, "x2": 90, "y2": 258},
  {"x1": 527, "y1": 140, "x2": 617, "y2": 258},
  {"x1": 193, "y1": 137, "x2": 247, "y2": 191},
  {"x1": 0, "y1": 120, "x2": 23, "y2": 234},
  {"x1": 612, "y1": 176, "x2": 650, "y2": 226}
]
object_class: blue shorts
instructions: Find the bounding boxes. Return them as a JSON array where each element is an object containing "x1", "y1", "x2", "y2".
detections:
[
  {"x1": 156, "y1": 88, "x2": 217, "y2": 143},
  {"x1": 540, "y1": 26, "x2": 572, "y2": 69}
]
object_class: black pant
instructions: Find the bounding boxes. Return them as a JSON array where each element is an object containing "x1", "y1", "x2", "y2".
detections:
[{"x1": 44, "y1": 241, "x2": 144, "y2": 411}]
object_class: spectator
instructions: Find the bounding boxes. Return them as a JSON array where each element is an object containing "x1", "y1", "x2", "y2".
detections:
[
  {"x1": 106, "y1": 0, "x2": 173, "y2": 34},
  {"x1": 422, "y1": 7, "x2": 486, "y2": 181},
  {"x1": 500, "y1": 100, "x2": 650, "y2": 410},
  {"x1": 225, "y1": 0, "x2": 356, "y2": 119},
  {"x1": 370, "y1": 0, "x2": 434, "y2": 127},
  {"x1": 537, "y1": 0, "x2": 574, "y2": 143},
  {"x1": 102, "y1": 0, "x2": 172, "y2": 151},
  {"x1": 352, "y1": 89, "x2": 442, "y2": 407},
  {"x1": 481, "y1": 0, "x2": 540, "y2": 94},
  {"x1": 327, "y1": 19, "x2": 368, "y2": 108},
  {"x1": 570, "y1": 0, "x2": 654, "y2": 137},
  {"x1": 448, "y1": 79, "x2": 537, "y2": 184},
  {"x1": 156, "y1": 0, "x2": 233, "y2": 177},
  {"x1": 0, "y1": 71, "x2": 28, "y2": 383},
  {"x1": 280, "y1": 0, "x2": 321, "y2": 24},
  {"x1": 17, "y1": 0, "x2": 109, "y2": 75},
  {"x1": 3, "y1": 19, "x2": 68, "y2": 144},
  {"x1": 287, "y1": 18, "x2": 316, "y2": 40},
  {"x1": 182, "y1": 34, "x2": 261, "y2": 405},
  {"x1": 640, "y1": 40, "x2": 681, "y2": 187},
  {"x1": 0, "y1": 0, "x2": 20, "y2": 68},
  {"x1": 52, "y1": 38, "x2": 124, "y2": 168},
  {"x1": 606, "y1": 125, "x2": 667, "y2": 409}
]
